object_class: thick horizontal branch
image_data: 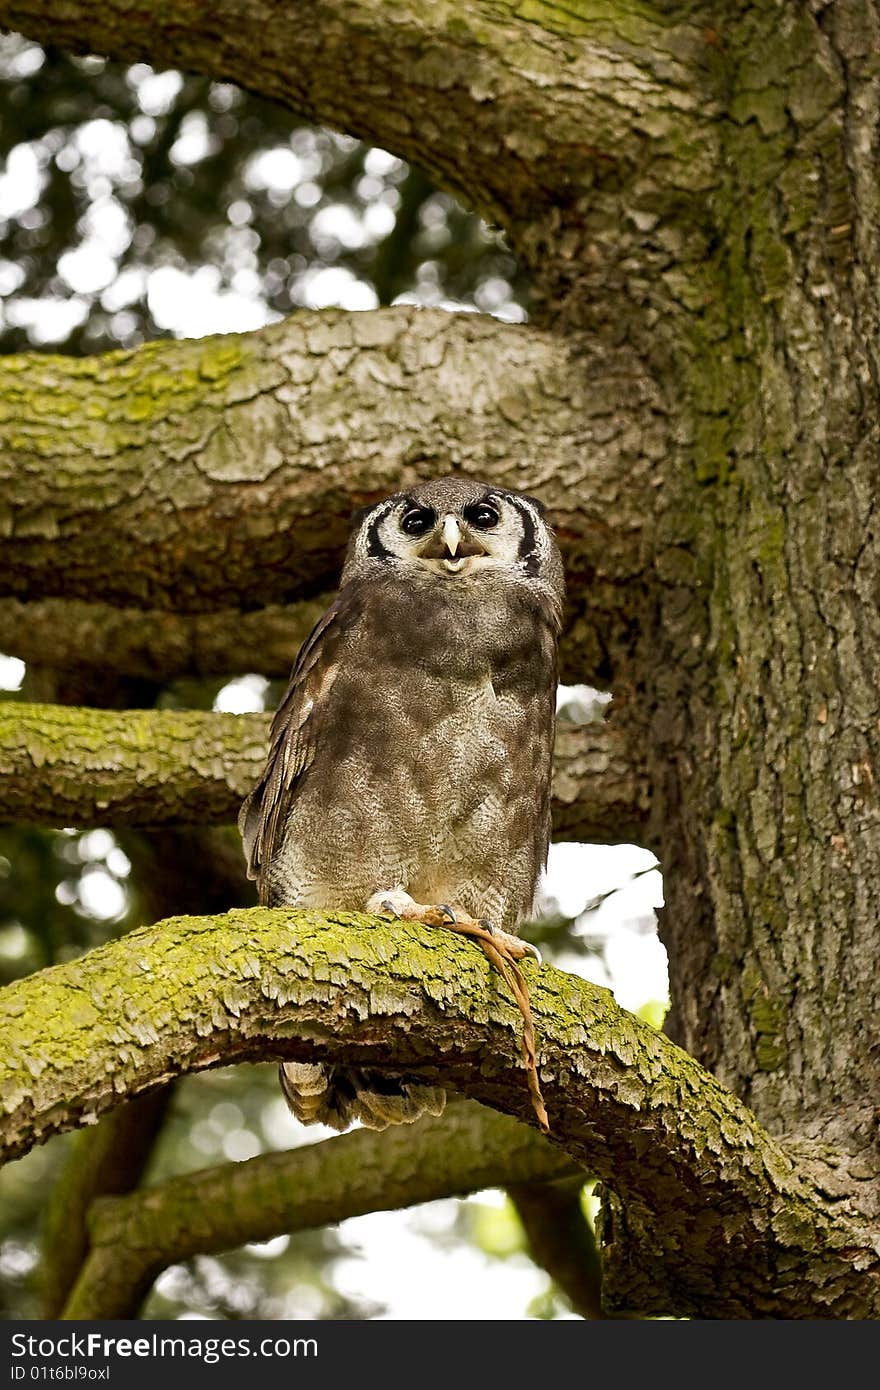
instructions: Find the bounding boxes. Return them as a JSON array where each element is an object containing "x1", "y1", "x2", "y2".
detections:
[
  {"x1": 0, "y1": 596, "x2": 333, "y2": 683},
  {"x1": 0, "y1": 308, "x2": 662, "y2": 622},
  {"x1": 551, "y1": 720, "x2": 650, "y2": 845},
  {"x1": 0, "y1": 592, "x2": 611, "y2": 692},
  {"x1": 0, "y1": 704, "x2": 270, "y2": 828},
  {"x1": 0, "y1": 1, "x2": 715, "y2": 228},
  {"x1": 63, "y1": 1101, "x2": 577, "y2": 1320},
  {"x1": 0, "y1": 703, "x2": 651, "y2": 847},
  {"x1": 0, "y1": 909, "x2": 876, "y2": 1317}
]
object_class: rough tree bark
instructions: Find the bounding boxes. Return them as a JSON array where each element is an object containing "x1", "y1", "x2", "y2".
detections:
[
  {"x1": 0, "y1": 595, "x2": 335, "y2": 682},
  {"x1": 1, "y1": 0, "x2": 879, "y2": 1318}
]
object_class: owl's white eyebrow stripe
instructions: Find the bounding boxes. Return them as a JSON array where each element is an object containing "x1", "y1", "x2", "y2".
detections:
[
  {"x1": 508, "y1": 496, "x2": 541, "y2": 575},
  {"x1": 364, "y1": 499, "x2": 398, "y2": 559}
]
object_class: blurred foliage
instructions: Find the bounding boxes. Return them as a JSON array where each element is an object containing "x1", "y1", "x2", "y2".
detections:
[
  {"x1": 0, "y1": 1134, "x2": 73, "y2": 1319},
  {"x1": 141, "y1": 1067, "x2": 378, "y2": 1320},
  {"x1": 0, "y1": 33, "x2": 526, "y2": 354},
  {"x1": 463, "y1": 1195, "x2": 527, "y2": 1260},
  {"x1": 0, "y1": 826, "x2": 129, "y2": 983}
]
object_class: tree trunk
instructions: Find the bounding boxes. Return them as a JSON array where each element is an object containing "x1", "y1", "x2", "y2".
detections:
[{"x1": 636, "y1": 5, "x2": 880, "y2": 1221}]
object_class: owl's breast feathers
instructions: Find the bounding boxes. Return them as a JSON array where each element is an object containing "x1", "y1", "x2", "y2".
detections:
[{"x1": 239, "y1": 572, "x2": 558, "y2": 924}]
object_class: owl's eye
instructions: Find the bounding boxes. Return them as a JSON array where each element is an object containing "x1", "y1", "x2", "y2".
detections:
[
  {"x1": 464, "y1": 501, "x2": 500, "y2": 530},
  {"x1": 400, "y1": 505, "x2": 436, "y2": 536}
]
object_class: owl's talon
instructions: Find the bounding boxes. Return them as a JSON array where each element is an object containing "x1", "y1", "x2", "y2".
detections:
[
  {"x1": 366, "y1": 887, "x2": 417, "y2": 920},
  {"x1": 437, "y1": 904, "x2": 457, "y2": 925},
  {"x1": 477, "y1": 921, "x2": 542, "y2": 965}
]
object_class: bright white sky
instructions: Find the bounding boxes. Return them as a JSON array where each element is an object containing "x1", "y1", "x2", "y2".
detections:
[{"x1": 0, "y1": 99, "x2": 667, "y2": 1316}]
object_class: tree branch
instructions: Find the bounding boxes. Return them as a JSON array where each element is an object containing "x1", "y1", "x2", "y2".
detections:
[
  {"x1": 508, "y1": 1175, "x2": 603, "y2": 1320},
  {"x1": 0, "y1": 596, "x2": 333, "y2": 683},
  {"x1": 552, "y1": 720, "x2": 649, "y2": 845},
  {"x1": 0, "y1": 703, "x2": 651, "y2": 846},
  {"x1": 0, "y1": 591, "x2": 606, "y2": 690},
  {"x1": 0, "y1": 704, "x2": 269, "y2": 827},
  {"x1": 1, "y1": 909, "x2": 876, "y2": 1317},
  {"x1": 0, "y1": 309, "x2": 661, "y2": 625},
  {"x1": 0, "y1": 1, "x2": 716, "y2": 228},
  {"x1": 40, "y1": 1088, "x2": 174, "y2": 1318},
  {"x1": 62, "y1": 1100, "x2": 577, "y2": 1319}
]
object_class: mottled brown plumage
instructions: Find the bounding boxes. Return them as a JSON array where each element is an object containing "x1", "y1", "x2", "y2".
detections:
[{"x1": 239, "y1": 476, "x2": 564, "y2": 1130}]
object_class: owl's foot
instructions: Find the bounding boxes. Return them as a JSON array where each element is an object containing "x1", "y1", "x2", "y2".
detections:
[
  {"x1": 366, "y1": 886, "x2": 549, "y2": 1134},
  {"x1": 478, "y1": 918, "x2": 542, "y2": 966},
  {"x1": 447, "y1": 911, "x2": 541, "y2": 964},
  {"x1": 365, "y1": 890, "x2": 539, "y2": 962},
  {"x1": 366, "y1": 887, "x2": 455, "y2": 928}
]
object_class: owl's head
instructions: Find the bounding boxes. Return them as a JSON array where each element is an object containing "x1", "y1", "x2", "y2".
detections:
[{"x1": 342, "y1": 476, "x2": 564, "y2": 617}]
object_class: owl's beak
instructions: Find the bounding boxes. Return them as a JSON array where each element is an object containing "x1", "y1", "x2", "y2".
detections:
[
  {"x1": 442, "y1": 514, "x2": 462, "y2": 557},
  {"x1": 440, "y1": 514, "x2": 467, "y2": 573},
  {"x1": 419, "y1": 512, "x2": 485, "y2": 573}
]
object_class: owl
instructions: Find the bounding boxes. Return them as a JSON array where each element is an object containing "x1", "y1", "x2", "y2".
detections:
[{"x1": 239, "y1": 476, "x2": 564, "y2": 1131}]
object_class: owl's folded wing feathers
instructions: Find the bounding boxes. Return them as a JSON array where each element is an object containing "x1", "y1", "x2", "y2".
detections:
[{"x1": 238, "y1": 589, "x2": 360, "y2": 897}]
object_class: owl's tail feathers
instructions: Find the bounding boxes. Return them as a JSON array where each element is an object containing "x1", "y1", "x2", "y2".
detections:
[{"x1": 279, "y1": 1062, "x2": 445, "y2": 1132}]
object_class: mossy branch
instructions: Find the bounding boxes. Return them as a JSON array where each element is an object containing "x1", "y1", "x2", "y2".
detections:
[
  {"x1": 0, "y1": 307, "x2": 658, "y2": 627},
  {"x1": 0, "y1": 703, "x2": 651, "y2": 846},
  {"x1": 1, "y1": 909, "x2": 876, "y2": 1317},
  {"x1": 62, "y1": 1100, "x2": 578, "y2": 1320}
]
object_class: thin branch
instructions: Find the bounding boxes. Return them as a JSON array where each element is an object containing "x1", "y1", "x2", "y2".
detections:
[
  {"x1": 508, "y1": 1175, "x2": 604, "y2": 1320},
  {"x1": 0, "y1": 908, "x2": 876, "y2": 1317},
  {"x1": 0, "y1": 703, "x2": 651, "y2": 846},
  {"x1": 62, "y1": 1101, "x2": 578, "y2": 1319}
]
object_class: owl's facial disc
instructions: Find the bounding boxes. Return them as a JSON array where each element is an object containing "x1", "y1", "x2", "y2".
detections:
[
  {"x1": 344, "y1": 480, "x2": 563, "y2": 610},
  {"x1": 357, "y1": 488, "x2": 543, "y2": 584}
]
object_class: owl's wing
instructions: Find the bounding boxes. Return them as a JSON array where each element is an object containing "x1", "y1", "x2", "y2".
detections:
[{"x1": 238, "y1": 588, "x2": 360, "y2": 897}]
